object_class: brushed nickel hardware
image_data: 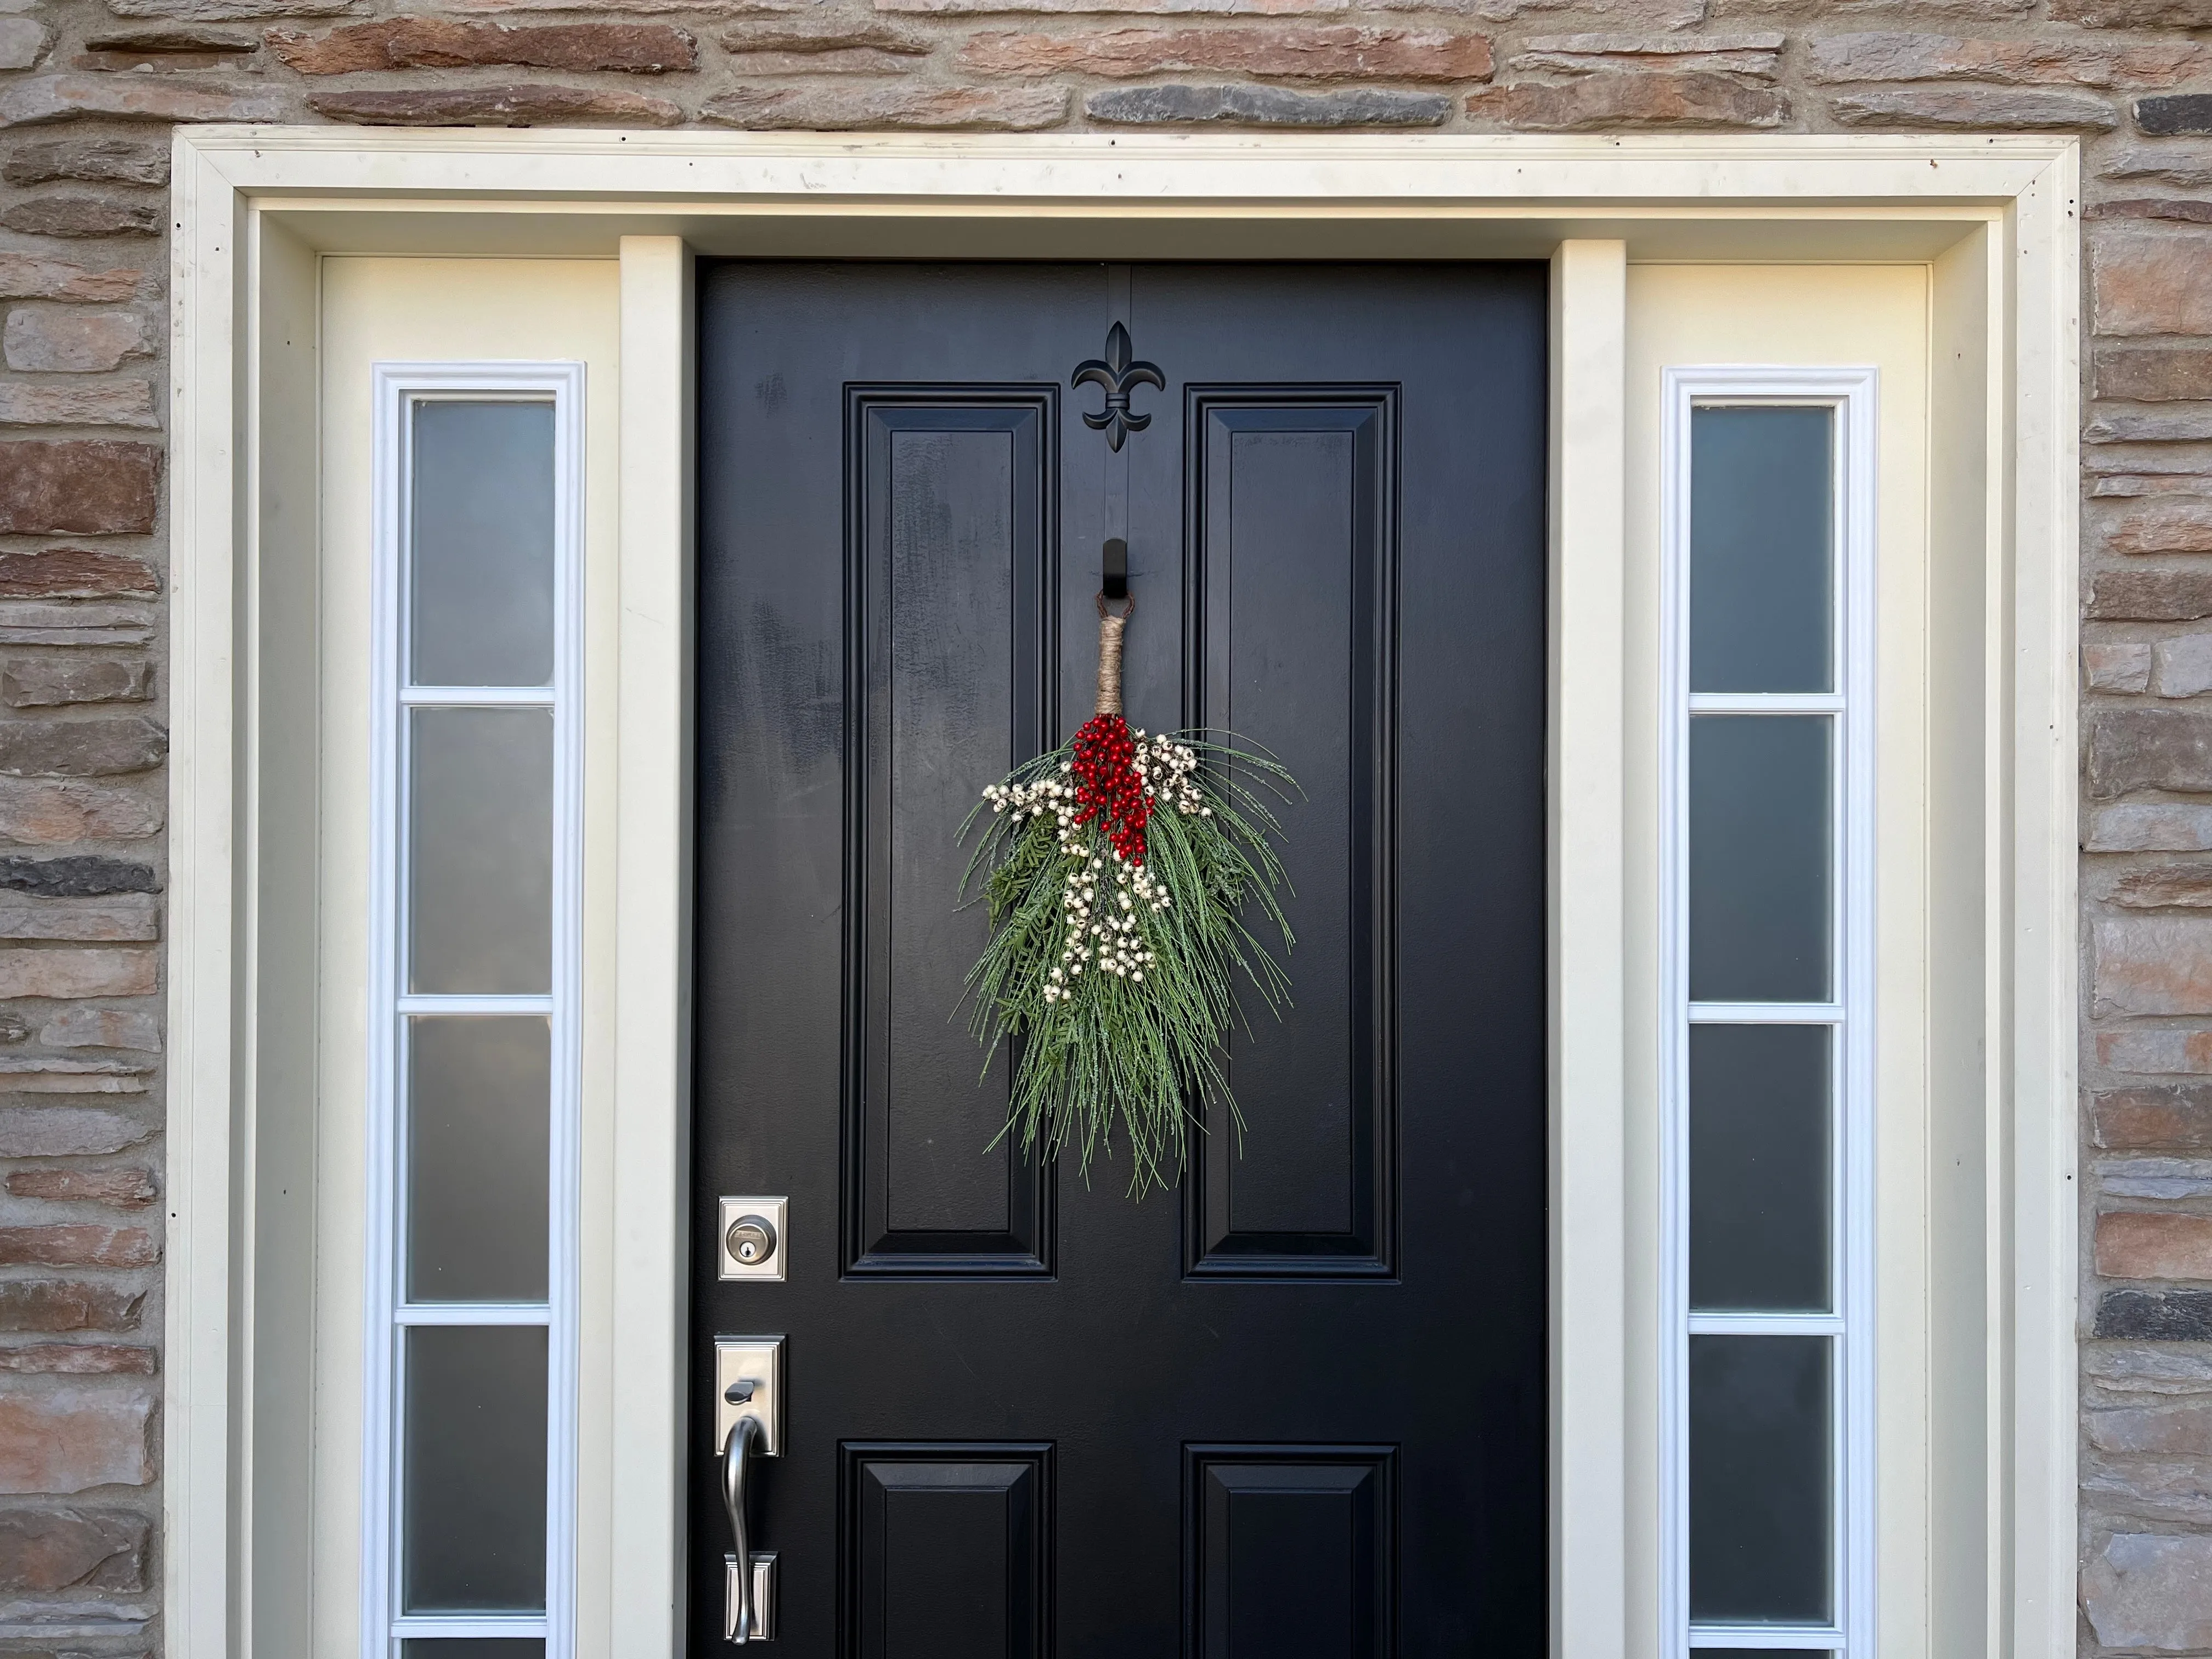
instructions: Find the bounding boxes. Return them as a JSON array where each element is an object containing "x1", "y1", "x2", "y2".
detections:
[
  {"x1": 718, "y1": 1195, "x2": 788, "y2": 1282},
  {"x1": 714, "y1": 1336, "x2": 785, "y2": 1644}
]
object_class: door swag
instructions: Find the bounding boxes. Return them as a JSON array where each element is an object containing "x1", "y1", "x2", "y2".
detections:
[{"x1": 958, "y1": 324, "x2": 1297, "y2": 1199}]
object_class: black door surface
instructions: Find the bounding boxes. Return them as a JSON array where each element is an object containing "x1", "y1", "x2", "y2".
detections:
[{"x1": 692, "y1": 262, "x2": 1547, "y2": 1657}]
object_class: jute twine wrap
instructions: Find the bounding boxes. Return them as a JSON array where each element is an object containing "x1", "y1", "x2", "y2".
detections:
[{"x1": 1094, "y1": 591, "x2": 1133, "y2": 718}]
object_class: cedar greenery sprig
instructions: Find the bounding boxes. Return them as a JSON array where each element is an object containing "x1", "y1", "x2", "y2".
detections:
[{"x1": 958, "y1": 723, "x2": 1296, "y2": 1198}]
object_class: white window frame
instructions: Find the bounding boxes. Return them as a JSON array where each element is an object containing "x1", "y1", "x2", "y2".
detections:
[
  {"x1": 363, "y1": 362, "x2": 588, "y2": 1659},
  {"x1": 1658, "y1": 368, "x2": 1878, "y2": 1659}
]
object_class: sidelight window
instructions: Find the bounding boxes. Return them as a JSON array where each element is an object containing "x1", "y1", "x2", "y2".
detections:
[
  {"x1": 1661, "y1": 372, "x2": 1876, "y2": 1659},
  {"x1": 364, "y1": 368, "x2": 584, "y2": 1659}
]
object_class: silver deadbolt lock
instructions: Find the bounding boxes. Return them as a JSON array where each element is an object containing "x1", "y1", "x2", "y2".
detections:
[
  {"x1": 719, "y1": 1197, "x2": 788, "y2": 1282},
  {"x1": 727, "y1": 1214, "x2": 777, "y2": 1267}
]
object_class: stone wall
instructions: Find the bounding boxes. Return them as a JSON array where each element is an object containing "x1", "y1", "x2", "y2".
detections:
[{"x1": 0, "y1": 0, "x2": 2197, "y2": 1649}]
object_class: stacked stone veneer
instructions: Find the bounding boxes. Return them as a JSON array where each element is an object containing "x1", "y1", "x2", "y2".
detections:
[{"x1": 0, "y1": 0, "x2": 2191, "y2": 1650}]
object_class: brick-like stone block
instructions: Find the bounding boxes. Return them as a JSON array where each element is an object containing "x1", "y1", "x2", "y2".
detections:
[
  {"x1": 2090, "y1": 640, "x2": 2154, "y2": 692},
  {"x1": 2141, "y1": 93, "x2": 2212, "y2": 136},
  {"x1": 0, "y1": 1343, "x2": 155, "y2": 1373},
  {"x1": 2089, "y1": 707, "x2": 2212, "y2": 797},
  {"x1": 0, "y1": 895, "x2": 157, "y2": 940},
  {"x1": 2089, "y1": 804, "x2": 2212, "y2": 852},
  {"x1": 1512, "y1": 33, "x2": 1784, "y2": 77},
  {"x1": 2088, "y1": 405, "x2": 2212, "y2": 440},
  {"x1": 2092, "y1": 1402, "x2": 2212, "y2": 1455},
  {"x1": 0, "y1": 382, "x2": 161, "y2": 431},
  {"x1": 2098, "y1": 1288, "x2": 2212, "y2": 1339},
  {"x1": 0, "y1": 1226, "x2": 155, "y2": 1268},
  {"x1": 2097, "y1": 347, "x2": 2212, "y2": 403},
  {"x1": 39, "y1": 1009, "x2": 157, "y2": 1051},
  {"x1": 0, "y1": 444, "x2": 157, "y2": 538},
  {"x1": 7, "y1": 1167, "x2": 156, "y2": 1206},
  {"x1": 0, "y1": 257, "x2": 141, "y2": 306},
  {"x1": 0, "y1": 1107, "x2": 149, "y2": 1159},
  {"x1": 1829, "y1": 86, "x2": 2115, "y2": 128},
  {"x1": 2, "y1": 658, "x2": 154, "y2": 710},
  {"x1": 0, "y1": 603, "x2": 153, "y2": 647},
  {"x1": 2086, "y1": 1532, "x2": 2212, "y2": 1651},
  {"x1": 2106, "y1": 500, "x2": 2212, "y2": 556},
  {"x1": 2095, "y1": 1084, "x2": 2212, "y2": 1148},
  {"x1": 2100, "y1": 1210, "x2": 2212, "y2": 1280},
  {"x1": 0, "y1": 1506, "x2": 147, "y2": 1592},
  {"x1": 2112, "y1": 864, "x2": 2212, "y2": 907},
  {"x1": 2098, "y1": 917, "x2": 2212, "y2": 1013},
  {"x1": 0, "y1": 72, "x2": 287, "y2": 126},
  {"x1": 0, "y1": 552, "x2": 157, "y2": 602},
  {"x1": 2083, "y1": 1454, "x2": 2212, "y2": 1523},
  {"x1": 307, "y1": 83, "x2": 683, "y2": 125},
  {"x1": 0, "y1": 719, "x2": 164, "y2": 781},
  {"x1": 0, "y1": 781, "x2": 159, "y2": 845},
  {"x1": 0, "y1": 859, "x2": 159, "y2": 898},
  {"x1": 0, "y1": 196, "x2": 161, "y2": 240},
  {"x1": 1467, "y1": 70, "x2": 1786, "y2": 129},
  {"x1": 268, "y1": 18, "x2": 697, "y2": 72},
  {"x1": 704, "y1": 83, "x2": 1069, "y2": 128},
  {"x1": 962, "y1": 25, "x2": 1493, "y2": 79},
  {"x1": 2057, "y1": 0, "x2": 2212, "y2": 20},
  {"x1": 1092, "y1": 82, "x2": 1449, "y2": 125},
  {"x1": 2102, "y1": 1029, "x2": 2212, "y2": 1074},
  {"x1": 0, "y1": 950, "x2": 155, "y2": 999},
  {"x1": 0, "y1": 1388, "x2": 151, "y2": 1493},
  {"x1": 2101, "y1": 1156, "x2": 2212, "y2": 1197},
  {"x1": 2, "y1": 139, "x2": 168, "y2": 188},
  {"x1": 2095, "y1": 227, "x2": 2212, "y2": 336},
  {"x1": 1809, "y1": 31, "x2": 2209, "y2": 87},
  {"x1": 0, "y1": 1279, "x2": 145, "y2": 1332},
  {"x1": 2, "y1": 311, "x2": 151, "y2": 376},
  {"x1": 719, "y1": 19, "x2": 928, "y2": 53}
]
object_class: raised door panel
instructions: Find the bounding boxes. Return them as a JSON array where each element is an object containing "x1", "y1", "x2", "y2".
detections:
[
  {"x1": 845, "y1": 391, "x2": 1058, "y2": 1277},
  {"x1": 843, "y1": 1444, "x2": 1051, "y2": 1659},
  {"x1": 1187, "y1": 1446, "x2": 1392, "y2": 1658},
  {"x1": 1183, "y1": 392, "x2": 1396, "y2": 1278}
]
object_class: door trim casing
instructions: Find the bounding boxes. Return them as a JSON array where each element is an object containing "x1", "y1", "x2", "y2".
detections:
[{"x1": 167, "y1": 129, "x2": 2079, "y2": 1659}]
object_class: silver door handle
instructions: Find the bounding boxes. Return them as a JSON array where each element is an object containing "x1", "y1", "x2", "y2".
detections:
[{"x1": 723, "y1": 1412, "x2": 765, "y2": 1643}]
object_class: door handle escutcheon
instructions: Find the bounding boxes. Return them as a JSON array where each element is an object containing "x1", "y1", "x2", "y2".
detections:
[{"x1": 714, "y1": 1337, "x2": 783, "y2": 1642}]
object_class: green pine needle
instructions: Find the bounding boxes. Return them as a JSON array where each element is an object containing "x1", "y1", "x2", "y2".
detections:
[{"x1": 958, "y1": 732, "x2": 1297, "y2": 1198}]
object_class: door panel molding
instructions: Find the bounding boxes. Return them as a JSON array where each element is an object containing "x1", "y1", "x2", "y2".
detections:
[
  {"x1": 842, "y1": 387, "x2": 1059, "y2": 1280},
  {"x1": 1181, "y1": 388, "x2": 1399, "y2": 1282}
]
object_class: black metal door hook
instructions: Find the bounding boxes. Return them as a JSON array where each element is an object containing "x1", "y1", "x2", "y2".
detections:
[{"x1": 1102, "y1": 537, "x2": 1128, "y2": 602}]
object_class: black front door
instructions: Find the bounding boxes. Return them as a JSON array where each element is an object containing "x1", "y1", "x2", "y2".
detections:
[{"x1": 692, "y1": 262, "x2": 1547, "y2": 1656}]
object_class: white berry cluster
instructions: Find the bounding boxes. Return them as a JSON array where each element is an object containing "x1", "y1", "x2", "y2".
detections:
[
  {"x1": 1041, "y1": 850, "x2": 1169, "y2": 1003},
  {"x1": 1131, "y1": 731, "x2": 1210, "y2": 817}
]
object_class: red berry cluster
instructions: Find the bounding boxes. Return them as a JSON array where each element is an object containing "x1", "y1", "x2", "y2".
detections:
[{"x1": 1070, "y1": 713, "x2": 1150, "y2": 866}]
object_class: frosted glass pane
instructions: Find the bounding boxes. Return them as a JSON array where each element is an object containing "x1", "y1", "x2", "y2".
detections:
[
  {"x1": 410, "y1": 400, "x2": 556, "y2": 688},
  {"x1": 1689, "y1": 1335, "x2": 1831, "y2": 1624},
  {"x1": 402, "y1": 1324, "x2": 548, "y2": 1613},
  {"x1": 1696, "y1": 1652, "x2": 1833, "y2": 1658},
  {"x1": 1689, "y1": 715, "x2": 1831, "y2": 1004},
  {"x1": 1690, "y1": 1024, "x2": 1830, "y2": 1312},
  {"x1": 409, "y1": 708, "x2": 552, "y2": 995},
  {"x1": 1690, "y1": 406, "x2": 1833, "y2": 694},
  {"x1": 407, "y1": 1017, "x2": 550, "y2": 1303},
  {"x1": 404, "y1": 1645, "x2": 545, "y2": 1659}
]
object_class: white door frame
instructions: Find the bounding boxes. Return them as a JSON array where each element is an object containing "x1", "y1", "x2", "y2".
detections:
[{"x1": 165, "y1": 128, "x2": 2080, "y2": 1659}]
